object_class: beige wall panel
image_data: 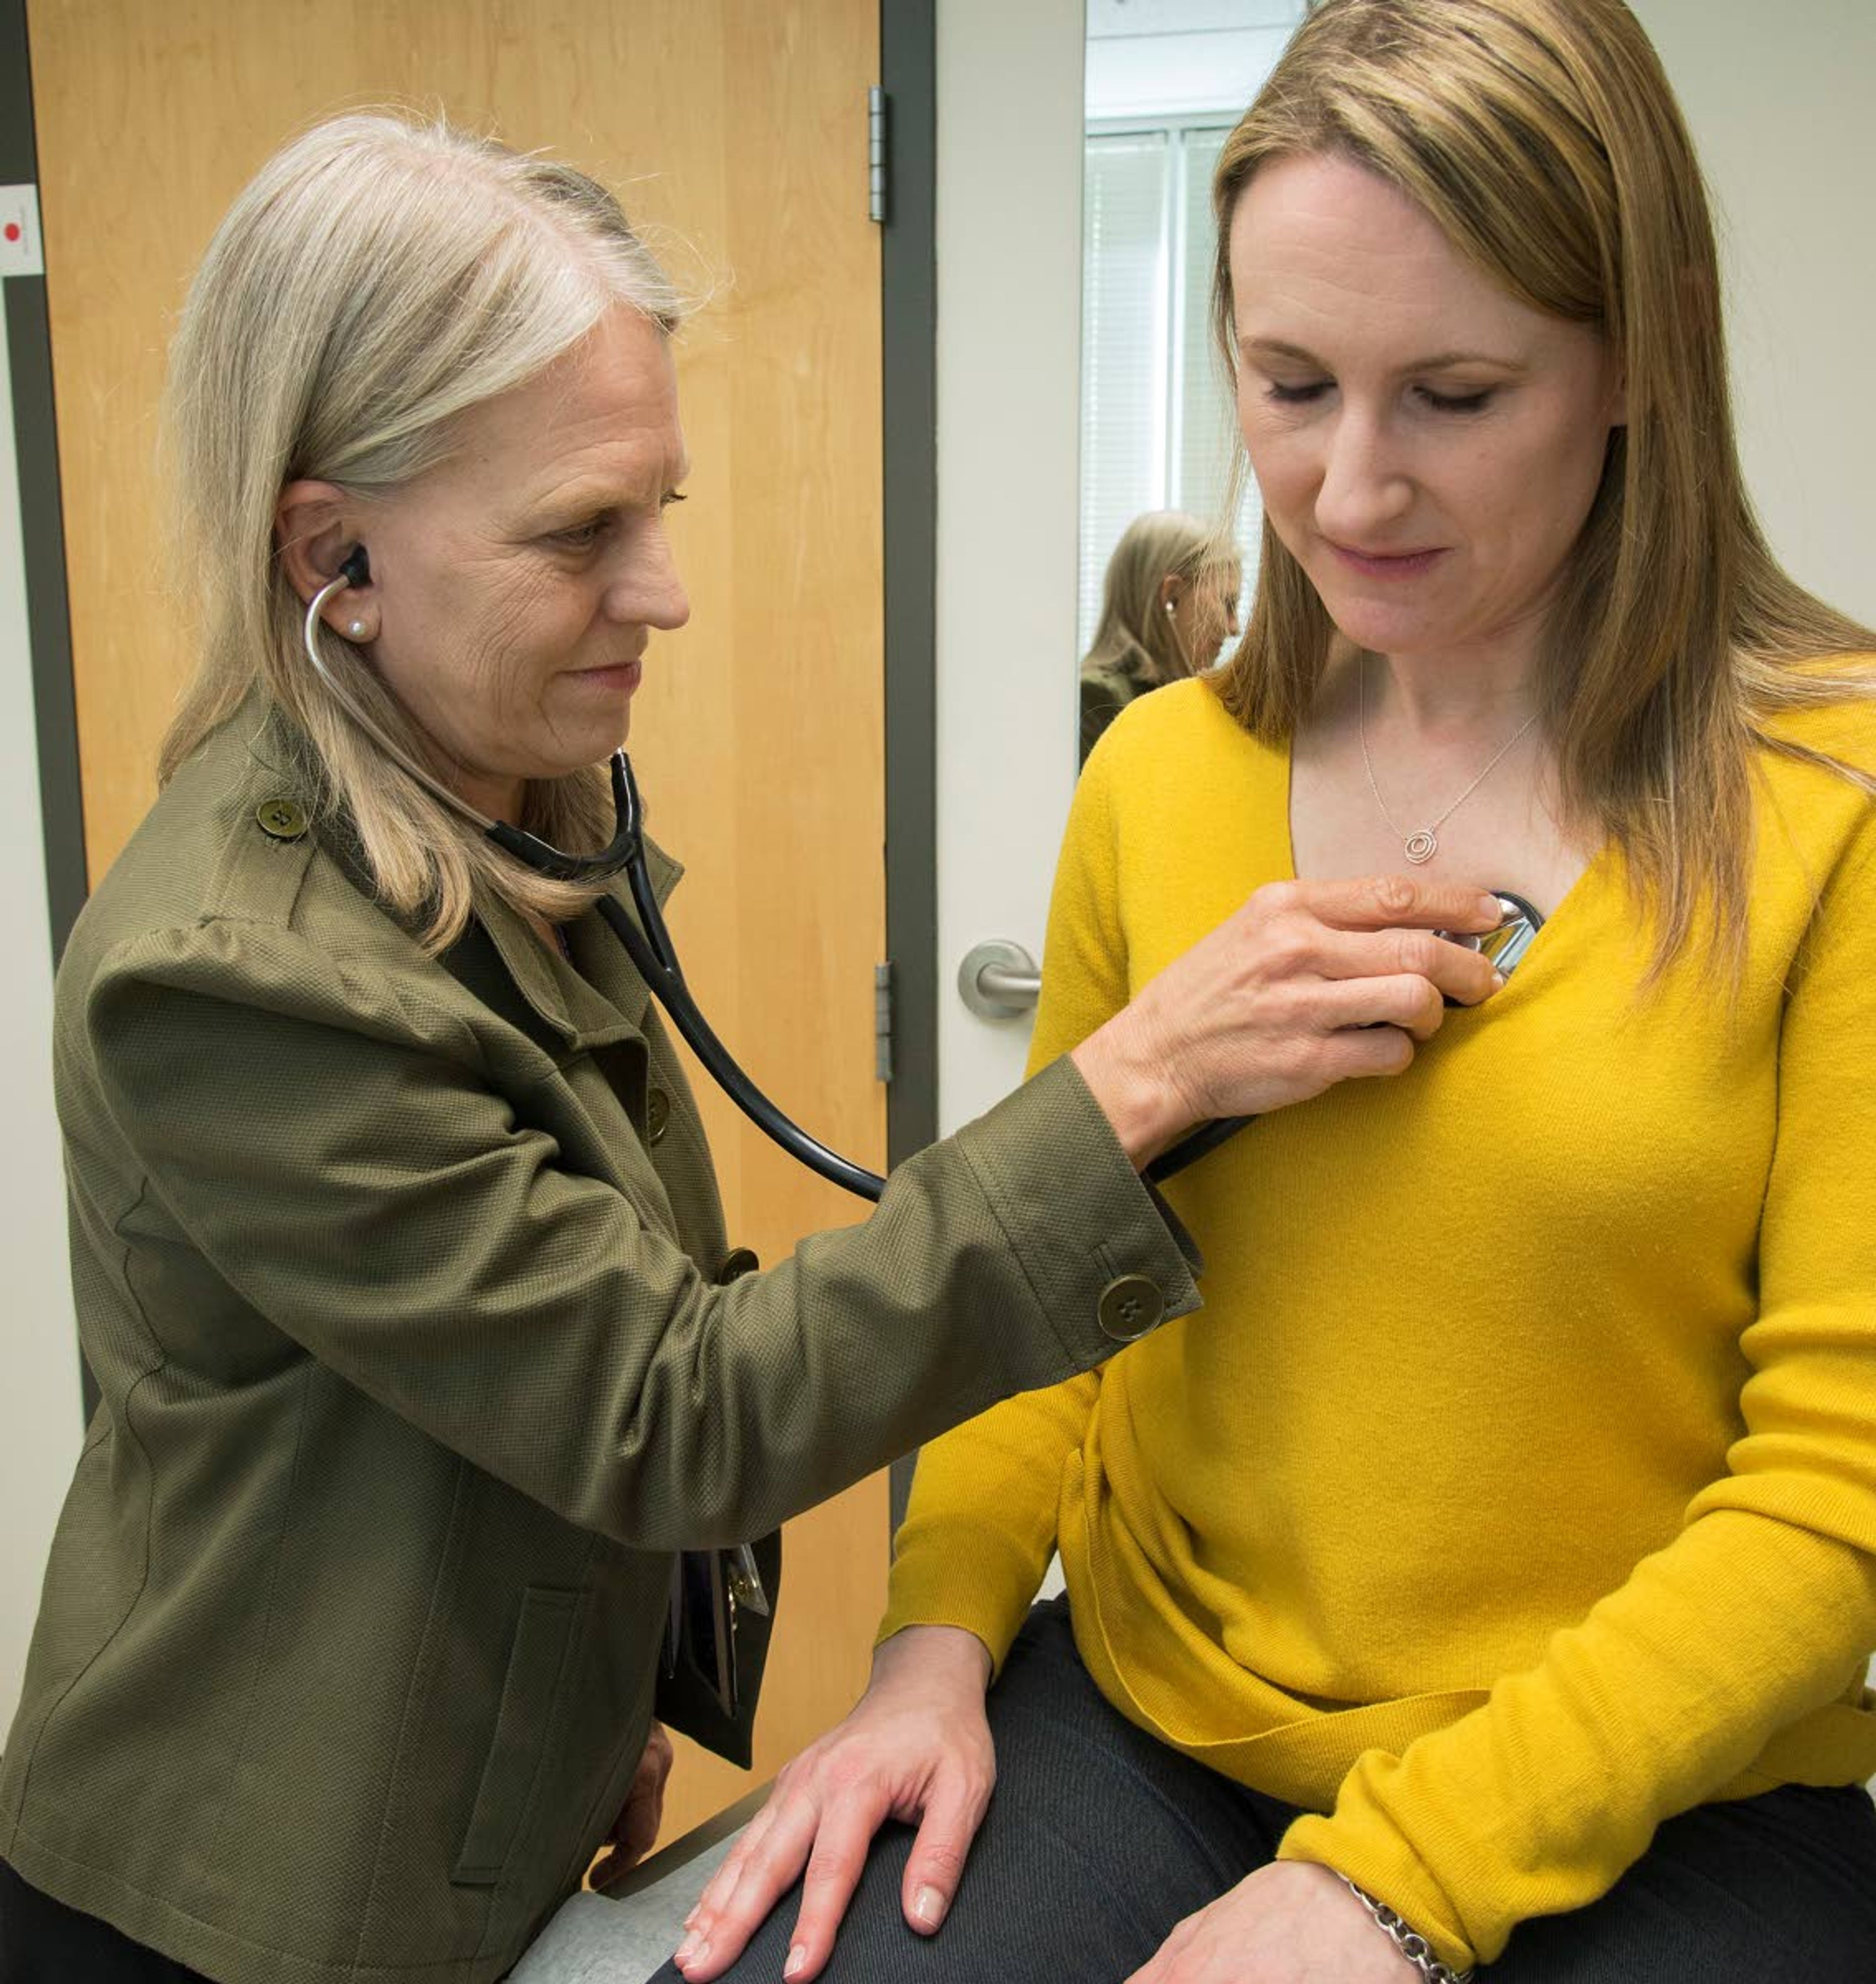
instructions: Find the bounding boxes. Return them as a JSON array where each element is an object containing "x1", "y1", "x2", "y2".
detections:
[{"x1": 28, "y1": 0, "x2": 886, "y2": 1850}]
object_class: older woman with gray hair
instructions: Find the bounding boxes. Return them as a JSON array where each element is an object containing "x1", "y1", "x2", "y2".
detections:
[{"x1": 0, "y1": 114, "x2": 1506, "y2": 1984}]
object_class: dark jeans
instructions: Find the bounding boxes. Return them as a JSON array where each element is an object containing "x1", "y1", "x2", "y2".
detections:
[
  {"x1": 0, "y1": 1856, "x2": 213, "y2": 1982},
  {"x1": 681, "y1": 1596, "x2": 1876, "y2": 1982}
]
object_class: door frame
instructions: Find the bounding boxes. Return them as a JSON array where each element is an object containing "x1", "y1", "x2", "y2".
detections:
[
  {"x1": 879, "y1": 0, "x2": 939, "y2": 1529},
  {"x1": 2, "y1": 0, "x2": 84, "y2": 971},
  {"x1": 880, "y1": 0, "x2": 940, "y2": 1182},
  {"x1": 1, "y1": 0, "x2": 90, "y2": 1723}
]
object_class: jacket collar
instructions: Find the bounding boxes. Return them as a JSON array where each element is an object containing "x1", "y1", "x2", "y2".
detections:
[
  {"x1": 238, "y1": 689, "x2": 687, "y2": 1051},
  {"x1": 477, "y1": 846, "x2": 684, "y2": 1050}
]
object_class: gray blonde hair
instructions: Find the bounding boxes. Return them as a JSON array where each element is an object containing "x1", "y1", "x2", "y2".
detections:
[
  {"x1": 1082, "y1": 511, "x2": 1239, "y2": 688},
  {"x1": 160, "y1": 110, "x2": 687, "y2": 951}
]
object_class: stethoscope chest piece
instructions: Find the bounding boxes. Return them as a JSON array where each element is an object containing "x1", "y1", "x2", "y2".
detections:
[
  {"x1": 1143, "y1": 887, "x2": 1545, "y2": 1185},
  {"x1": 1437, "y1": 891, "x2": 1544, "y2": 986}
]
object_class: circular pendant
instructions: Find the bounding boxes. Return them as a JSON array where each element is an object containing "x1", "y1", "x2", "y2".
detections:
[{"x1": 1404, "y1": 830, "x2": 1439, "y2": 865}]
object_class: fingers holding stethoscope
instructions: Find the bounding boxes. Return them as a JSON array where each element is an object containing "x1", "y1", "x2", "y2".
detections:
[
  {"x1": 1071, "y1": 874, "x2": 1514, "y2": 1168},
  {"x1": 1305, "y1": 917, "x2": 1506, "y2": 1012},
  {"x1": 1314, "y1": 969, "x2": 1453, "y2": 1044}
]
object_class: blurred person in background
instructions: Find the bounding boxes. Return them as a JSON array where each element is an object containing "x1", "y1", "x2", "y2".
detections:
[{"x1": 1080, "y1": 511, "x2": 1243, "y2": 763}]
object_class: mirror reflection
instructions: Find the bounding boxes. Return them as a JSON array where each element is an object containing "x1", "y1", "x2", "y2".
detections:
[
  {"x1": 1076, "y1": 0, "x2": 1308, "y2": 755},
  {"x1": 1078, "y1": 514, "x2": 1242, "y2": 762}
]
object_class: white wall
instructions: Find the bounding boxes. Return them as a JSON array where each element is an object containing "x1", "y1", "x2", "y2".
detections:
[
  {"x1": 1085, "y1": 22, "x2": 1293, "y2": 121},
  {"x1": 934, "y1": 0, "x2": 1088, "y2": 1135},
  {"x1": 0, "y1": 298, "x2": 83, "y2": 1731},
  {"x1": 1633, "y1": 0, "x2": 1876, "y2": 626}
]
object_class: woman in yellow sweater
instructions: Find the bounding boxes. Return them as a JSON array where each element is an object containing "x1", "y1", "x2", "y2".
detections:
[{"x1": 675, "y1": 1, "x2": 1876, "y2": 1978}]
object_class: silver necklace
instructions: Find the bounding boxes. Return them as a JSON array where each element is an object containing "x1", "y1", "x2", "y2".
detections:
[{"x1": 1358, "y1": 656, "x2": 1541, "y2": 865}]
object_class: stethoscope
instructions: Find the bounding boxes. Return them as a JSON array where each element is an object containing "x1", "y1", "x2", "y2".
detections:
[{"x1": 306, "y1": 551, "x2": 1543, "y2": 1202}]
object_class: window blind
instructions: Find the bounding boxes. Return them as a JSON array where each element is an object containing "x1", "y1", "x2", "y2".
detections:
[
  {"x1": 1078, "y1": 123, "x2": 1262, "y2": 656},
  {"x1": 1078, "y1": 132, "x2": 1171, "y2": 656}
]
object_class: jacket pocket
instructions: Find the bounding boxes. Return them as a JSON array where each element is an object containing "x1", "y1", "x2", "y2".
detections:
[{"x1": 452, "y1": 1586, "x2": 580, "y2": 1886}]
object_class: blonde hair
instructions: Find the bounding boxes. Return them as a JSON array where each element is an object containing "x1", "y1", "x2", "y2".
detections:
[
  {"x1": 160, "y1": 111, "x2": 687, "y2": 951},
  {"x1": 1083, "y1": 511, "x2": 1239, "y2": 688},
  {"x1": 1209, "y1": 0, "x2": 1875, "y2": 971}
]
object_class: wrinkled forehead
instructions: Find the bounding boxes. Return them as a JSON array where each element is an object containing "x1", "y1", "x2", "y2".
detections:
[{"x1": 417, "y1": 304, "x2": 689, "y2": 512}]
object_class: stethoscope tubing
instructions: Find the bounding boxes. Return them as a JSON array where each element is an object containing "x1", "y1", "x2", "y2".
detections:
[
  {"x1": 304, "y1": 578, "x2": 883, "y2": 1191},
  {"x1": 1143, "y1": 1115, "x2": 1253, "y2": 1186},
  {"x1": 301, "y1": 576, "x2": 1538, "y2": 1206},
  {"x1": 595, "y1": 890, "x2": 889, "y2": 1201}
]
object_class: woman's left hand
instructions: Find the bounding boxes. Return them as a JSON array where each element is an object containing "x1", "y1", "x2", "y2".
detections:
[
  {"x1": 588, "y1": 1723, "x2": 676, "y2": 1892},
  {"x1": 1124, "y1": 1862, "x2": 1420, "y2": 1983}
]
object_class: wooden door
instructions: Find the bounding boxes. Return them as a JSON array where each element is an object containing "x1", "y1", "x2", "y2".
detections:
[{"x1": 27, "y1": 0, "x2": 887, "y2": 1847}]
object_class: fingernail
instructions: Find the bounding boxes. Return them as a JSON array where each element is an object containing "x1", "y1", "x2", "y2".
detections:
[
  {"x1": 675, "y1": 1931, "x2": 706, "y2": 1965},
  {"x1": 785, "y1": 1948, "x2": 807, "y2": 1978},
  {"x1": 1477, "y1": 892, "x2": 1505, "y2": 921},
  {"x1": 1495, "y1": 896, "x2": 1521, "y2": 923},
  {"x1": 914, "y1": 1884, "x2": 947, "y2": 1928},
  {"x1": 1491, "y1": 969, "x2": 1507, "y2": 990}
]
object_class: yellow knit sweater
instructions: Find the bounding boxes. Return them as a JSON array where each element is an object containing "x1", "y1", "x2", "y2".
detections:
[{"x1": 879, "y1": 673, "x2": 1876, "y2": 1970}]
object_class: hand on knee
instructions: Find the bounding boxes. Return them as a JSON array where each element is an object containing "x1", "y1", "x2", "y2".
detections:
[{"x1": 674, "y1": 1625, "x2": 995, "y2": 1981}]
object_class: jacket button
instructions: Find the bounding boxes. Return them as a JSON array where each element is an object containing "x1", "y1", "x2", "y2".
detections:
[
  {"x1": 255, "y1": 798, "x2": 308, "y2": 841},
  {"x1": 1097, "y1": 1273, "x2": 1164, "y2": 1342},
  {"x1": 646, "y1": 1086, "x2": 671, "y2": 1145},
  {"x1": 717, "y1": 1247, "x2": 760, "y2": 1285}
]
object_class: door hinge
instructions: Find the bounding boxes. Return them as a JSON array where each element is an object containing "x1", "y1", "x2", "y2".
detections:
[
  {"x1": 868, "y1": 86, "x2": 888, "y2": 224},
  {"x1": 874, "y1": 962, "x2": 895, "y2": 1083}
]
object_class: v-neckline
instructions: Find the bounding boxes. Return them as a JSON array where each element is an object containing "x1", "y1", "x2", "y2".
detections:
[{"x1": 1267, "y1": 731, "x2": 1615, "y2": 997}]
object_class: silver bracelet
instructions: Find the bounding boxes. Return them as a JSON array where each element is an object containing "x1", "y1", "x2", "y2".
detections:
[{"x1": 1338, "y1": 1876, "x2": 1475, "y2": 1983}]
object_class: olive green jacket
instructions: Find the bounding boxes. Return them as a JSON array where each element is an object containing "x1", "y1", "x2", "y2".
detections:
[
  {"x1": 0, "y1": 705, "x2": 1199, "y2": 1984},
  {"x1": 1079, "y1": 661, "x2": 1151, "y2": 766}
]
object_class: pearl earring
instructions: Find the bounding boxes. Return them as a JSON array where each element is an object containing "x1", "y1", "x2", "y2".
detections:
[{"x1": 346, "y1": 620, "x2": 367, "y2": 639}]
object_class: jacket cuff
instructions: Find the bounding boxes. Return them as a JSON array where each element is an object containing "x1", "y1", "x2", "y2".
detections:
[{"x1": 953, "y1": 1054, "x2": 1204, "y2": 1368}]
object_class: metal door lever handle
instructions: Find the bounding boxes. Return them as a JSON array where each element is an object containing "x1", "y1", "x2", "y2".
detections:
[{"x1": 958, "y1": 939, "x2": 1040, "y2": 1018}]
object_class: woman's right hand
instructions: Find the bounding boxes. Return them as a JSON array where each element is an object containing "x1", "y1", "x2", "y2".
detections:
[
  {"x1": 673, "y1": 1624, "x2": 996, "y2": 1982},
  {"x1": 1074, "y1": 874, "x2": 1510, "y2": 1166}
]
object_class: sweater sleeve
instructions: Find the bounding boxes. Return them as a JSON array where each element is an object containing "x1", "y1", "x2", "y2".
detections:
[
  {"x1": 1279, "y1": 817, "x2": 1876, "y2": 1970},
  {"x1": 878, "y1": 743, "x2": 1142, "y2": 1669}
]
